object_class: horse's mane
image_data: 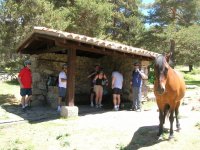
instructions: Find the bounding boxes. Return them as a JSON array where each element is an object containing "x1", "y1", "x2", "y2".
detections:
[{"x1": 155, "y1": 55, "x2": 166, "y2": 71}]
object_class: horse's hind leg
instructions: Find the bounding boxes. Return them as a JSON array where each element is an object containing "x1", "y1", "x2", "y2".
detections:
[
  {"x1": 175, "y1": 103, "x2": 181, "y2": 131},
  {"x1": 169, "y1": 110, "x2": 175, "y2": 139}
]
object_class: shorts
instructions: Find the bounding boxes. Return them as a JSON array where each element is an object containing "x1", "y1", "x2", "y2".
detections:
[
  {"x1": 112, "y1": 88, "x2": 122, "y2": 95},
  {"x1": 94, "y1": 85, "x2": 103, "y2": 94},
  {"x1": 20, "y1": 88, "x2": 32, "y2": 96},
  {"x1": 58, "y1": 87, "x2": 67, "y2": 99}
]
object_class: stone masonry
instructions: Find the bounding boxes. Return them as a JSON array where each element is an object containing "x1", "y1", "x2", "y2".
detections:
[{"x1": 30, "y1": 53, "x2": 150, "y2": 108}]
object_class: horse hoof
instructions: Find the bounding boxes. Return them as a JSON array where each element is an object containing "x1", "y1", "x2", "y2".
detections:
[{"x1": 169, "y1": 135, "x2": 174, "y2": 140}]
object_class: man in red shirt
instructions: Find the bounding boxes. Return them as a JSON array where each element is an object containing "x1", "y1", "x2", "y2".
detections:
[{"x1": 18, "y1": 60, "x2": 32, "y2": 111}]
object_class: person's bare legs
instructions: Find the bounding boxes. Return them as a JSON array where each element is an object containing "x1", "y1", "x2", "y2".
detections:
[
  {"x1": 113, "y1": 94, "x2": 117, "y2": 110},
  {"x1": 99, "y1": 88, "x2": 103, "y2": 107},
  {"x1": 21, "y1": 96, "x2": 26, "y2": 108},
  {"x1": 26, "y1": 95, "x2": 32, "y2": 106},
  {"x1": 90, "y1": 92, "x2": 94, "y2": 107},
  {"x1": 116, "y1": 95, "x2": 121, "y2": 110},
  {"x1": 95, "y1": 90, "x2": 99, "y2": 108}
]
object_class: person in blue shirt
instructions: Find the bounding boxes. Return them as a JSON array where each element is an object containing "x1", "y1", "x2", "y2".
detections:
[{"x1": 130, "y1": 62, "x2": 147, "y2": 111}]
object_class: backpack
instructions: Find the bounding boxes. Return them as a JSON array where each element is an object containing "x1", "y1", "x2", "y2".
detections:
[{"x1": 47, "y1": 75, "x2": 58, "y2": 86}]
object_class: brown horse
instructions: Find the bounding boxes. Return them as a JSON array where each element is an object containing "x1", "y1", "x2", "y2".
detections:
[{"x1": 154, "y1": 53, "x2": 186, "y2": 139}]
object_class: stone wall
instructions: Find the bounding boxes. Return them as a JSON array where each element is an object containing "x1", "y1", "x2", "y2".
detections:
[{"x1": 30, "y1": 53, "x2": 150, "y2": 108}]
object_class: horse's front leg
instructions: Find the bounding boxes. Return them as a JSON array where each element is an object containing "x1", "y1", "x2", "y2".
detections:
[
  {"x1": 169, "y1": 110, "x2": 175, "y2": 139},
  {"x1": 158, "y1": 109, "x2": 164, "y2": 139}
]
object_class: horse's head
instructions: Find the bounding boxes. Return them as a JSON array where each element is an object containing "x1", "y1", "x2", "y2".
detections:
[{"x1": 154, "y1": 54, "x2": 170, "y2": 94}]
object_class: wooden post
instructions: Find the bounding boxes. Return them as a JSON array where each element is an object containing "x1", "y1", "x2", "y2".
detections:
[{"x1": 66, "y1": 48, "x2": 76, "y2": 106}]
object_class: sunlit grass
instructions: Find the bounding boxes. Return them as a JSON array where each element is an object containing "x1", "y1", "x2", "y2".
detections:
[
  {"x1": 0, "y1": 81, "x2": 20, "y2": 95},
  {"x1": 185, "y1": 81, "x2": 200, "y2": 87}
]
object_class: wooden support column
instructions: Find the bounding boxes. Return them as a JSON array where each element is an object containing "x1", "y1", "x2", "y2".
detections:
[{"x1": 66, "y1": 48, "x2": 76, "y2": 106}]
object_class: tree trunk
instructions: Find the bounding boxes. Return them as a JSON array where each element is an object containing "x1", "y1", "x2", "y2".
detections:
[
  {"x1": 170, "y1": 39, "x2": 175, "y2": 68},
  {"x1": 189, "y1": 64, "x2": 193, "y2": 72}
]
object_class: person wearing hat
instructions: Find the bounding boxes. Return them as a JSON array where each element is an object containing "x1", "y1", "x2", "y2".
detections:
[
  {"x1": 57, "y1": 63, "x2": 68, "y2": 112},
  {"x1": 18, "y1": 60, "x2": 32, "y2": 111},
  {"x1": 130, "y1": 62, "x2": 147, "y2": 111}
]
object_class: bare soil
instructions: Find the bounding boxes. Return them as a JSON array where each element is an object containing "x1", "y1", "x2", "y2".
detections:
[{"x1": 0, "y1": 88, "x2": 200, "y2": 150}]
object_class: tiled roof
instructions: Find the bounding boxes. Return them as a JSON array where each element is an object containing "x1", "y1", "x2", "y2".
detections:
[{"x1": 17, "y1": 26, "x2": 159, "y2": 58}]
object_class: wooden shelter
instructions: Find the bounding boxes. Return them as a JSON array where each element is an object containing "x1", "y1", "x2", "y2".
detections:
[{"x1": 17, "y1": 26, "x2": 159, "y2": 107}]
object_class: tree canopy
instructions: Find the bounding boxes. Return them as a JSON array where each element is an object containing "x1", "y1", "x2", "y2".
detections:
[
  {"x1": 143, "y1": 0, "x2": 200, "y2": 66},
  {"x1": 0, "y1": 0, "x2": 200, "y2": 71}
]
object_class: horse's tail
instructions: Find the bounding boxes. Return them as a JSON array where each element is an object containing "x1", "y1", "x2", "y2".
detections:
[{"x1": 164, "y1": 104, "x2": 170, "y2": 123}]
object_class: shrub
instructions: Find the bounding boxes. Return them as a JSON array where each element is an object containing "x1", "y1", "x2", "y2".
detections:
[
  {"x1": 148, "y1": 64, "x2": 155, "y2": 84},
  {"x1": 183, "y1": 74, "x2": 194, "y2": 81},
  {"x1": 191, "y1": 68, "x2": 200, "y2": 75}
]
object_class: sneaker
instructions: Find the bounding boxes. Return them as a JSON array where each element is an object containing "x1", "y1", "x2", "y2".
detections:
[
  {"x1": 99, "y1": 104, "x2": 103, "y2": 108},
  {"x1": 90, "y1": 103, "x2": 94, "y2": 107},
  {"x1": 113, "y1": 106, "x2": 118, "y2": 111},
  {"x1": 114, "y1": 107, "x2": 118, "y2": 111},
  {"x1": 96, "y1": 104, "x2": 99, "y2": 108},
  {"x1": 130, "y1": 107, "x2": 137, "y2": 111}
]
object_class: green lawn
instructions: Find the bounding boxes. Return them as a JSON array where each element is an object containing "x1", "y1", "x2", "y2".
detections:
[
  {"x1": 185, "y1": 80, "x2": 200, "y2": 87},
  {"x1": 0, "y1": 81, "x2": 20, "y2": 105},
  {"x1": 0, "y1": 81, "x2": 19, "y2": 95}
]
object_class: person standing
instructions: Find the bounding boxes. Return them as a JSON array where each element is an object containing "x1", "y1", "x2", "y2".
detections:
[
  {"x1": 93, "y1": 70, "x2": 108, "y2": 108},
  {"x1": 57, "y1": 64, "x2": 68, "y2": 112},
  {"x1": 87, "y1": 65, "x2": 100, "y2": 107},
  {"x1": 130, "y1": 62, "x2": 147, "y2": 111},
  {"x1": 18, "y1": 60, "x2": 32, "y2": 111},
  {"x1": 112, "y1": 69, "x2": 123, "y2": 111}
]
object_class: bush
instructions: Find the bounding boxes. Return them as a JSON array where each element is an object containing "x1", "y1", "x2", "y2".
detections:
[
  {"x1": 183, "y1": 74, "x2": 194, "y2": 81},
  {"x1": 191, "y1": 68, "x2": 200, "y2": 75},
  {"x1": 5, "y1": 78, "x2": 19, "y2": 85},
  {"x1": 148, "y1": 64, "x2": 155, "y2": 84}
]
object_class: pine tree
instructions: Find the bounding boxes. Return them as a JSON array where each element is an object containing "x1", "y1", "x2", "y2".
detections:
[
  {"x1": 144, "y1": 0, "x2": 200, "y2": 67},
  {"x1": 107, "y1": 0, "x2": 145, "y2": 46}
]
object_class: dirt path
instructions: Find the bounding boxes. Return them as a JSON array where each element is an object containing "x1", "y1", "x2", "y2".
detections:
[{"x1": 0, "y1": 88, "x2": 200, "y2": 150}]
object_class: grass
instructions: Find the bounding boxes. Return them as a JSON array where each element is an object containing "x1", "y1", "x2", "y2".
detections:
[
  {"x1": 0, "y1": 81, "x2": 19, "y2": 95},
  {"x1": 195, "y1": 122, "x2": 200, "y2": 130},
  {"x1": 185, "y1": 81, "x2": 200, "y2": 87},
  {"x1": 56, "y1": 133, "x2": 70, "y2": 147},
  {"x1": 142, "y1": 101, "x2": 156, "y2": 111},
  {"x1": 0, "y1": 81, "x2": 20, "y2": 105}
]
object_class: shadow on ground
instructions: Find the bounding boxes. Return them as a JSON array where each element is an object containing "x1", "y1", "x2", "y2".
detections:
[
  {"x1": 0, "y1": 94, "x2": 123, "y2": 124},
  {"x1": 0, "y1": 94, "x2": 18, "y2": 105},
  {"x1": 0, "y1": 94, "x2": 59, "y2": 124},
  {"x1": 1, "y1": 103, "x2": 60, "y2": 124},
  {"x1": 0, "y1": 94, "x2": 134, "y2": 124},
  {"x1": 124, "y1": 126, "x2": 167, "y2": 150}
]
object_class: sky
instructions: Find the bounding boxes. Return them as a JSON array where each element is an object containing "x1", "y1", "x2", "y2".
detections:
[
  {"x1": 142, "y1": 0, "x2": 155, "y2": 4},
  {"x1": 142, "y1": 0, "x2": 155, "y2": 15},
  {"x1": 141, "y1": 0, "x2": 155, "y2": 27}
]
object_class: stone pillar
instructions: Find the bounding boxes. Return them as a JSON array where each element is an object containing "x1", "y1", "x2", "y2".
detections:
[
  {"x1": 60, "y1": 106, "x2": 79, "y2": 118},
  {"x1": 30, "y1": 55, "x2": 48, "y2": 106}
]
